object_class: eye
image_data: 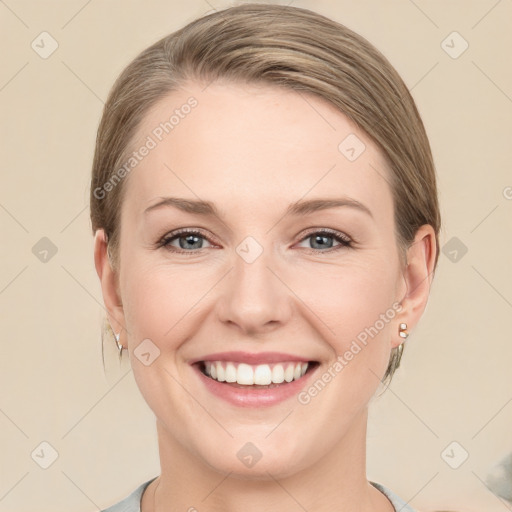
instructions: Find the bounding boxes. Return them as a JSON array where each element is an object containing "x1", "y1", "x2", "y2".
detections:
[
  {"x1": 157, "y1": 227, "x2": 353, "y2": 254},
  {"x1": 296, "y1": 229, "x2": 353, "y2": 252},
  {"x1": 157, "y1": 228, "x2": 214, "y2": 253}
]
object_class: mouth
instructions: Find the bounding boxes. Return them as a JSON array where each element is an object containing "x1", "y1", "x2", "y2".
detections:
[
  {"x1": 194, "y1": 360, "x2": 320, "y2": 389},
  {"x1": 189, "y1": 351, "x2": 321, "y2": 407}
]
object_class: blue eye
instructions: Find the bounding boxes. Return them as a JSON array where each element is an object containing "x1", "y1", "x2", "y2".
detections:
[
  {"x1": 158, "y1": 229, "x2": 212, "y2": 252},
  {"x1": 157, "y1": 228, "x2": 353, "y2": 254},
  {"x1": 297, "y1": 229, "x2": 352, "y2": 252}
]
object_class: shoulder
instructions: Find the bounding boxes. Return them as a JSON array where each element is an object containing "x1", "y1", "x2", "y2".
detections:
[
  {"x1": 369, "y1": 481, "x2": 419, "y2": 512},
  {"x1": 101, "y1": 478, "x2": 157, "y2": 512}
]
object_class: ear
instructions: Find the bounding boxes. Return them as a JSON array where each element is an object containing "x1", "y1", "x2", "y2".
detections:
[
  {"x1": 93, "y1": 229, "x2": 126, "y2": 346},
  {"x1": 392, "y1": 224, "x2": 437, "y2": 348}
]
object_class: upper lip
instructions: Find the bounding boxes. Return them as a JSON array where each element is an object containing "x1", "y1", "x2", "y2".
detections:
[{"x1": 189, "y1": 351, "x2": 315, "y2": 365}]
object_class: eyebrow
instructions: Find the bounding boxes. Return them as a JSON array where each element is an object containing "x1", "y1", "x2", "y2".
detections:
[{"x1": 144, "y1": 196, "x2": 373, "y2": 219}]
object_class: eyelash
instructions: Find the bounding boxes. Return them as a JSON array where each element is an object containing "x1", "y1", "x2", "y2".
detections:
[{"x1": 156, "y1": 227, "x2": 353, "y2": 256}]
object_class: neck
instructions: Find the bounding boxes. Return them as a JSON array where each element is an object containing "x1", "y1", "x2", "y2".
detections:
[{"x1": 142, "y1": 408, "x2": 394, "y2": 512}]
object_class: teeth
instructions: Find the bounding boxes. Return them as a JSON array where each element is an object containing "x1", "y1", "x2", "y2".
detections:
[
  {"x1": 225, "y1": 362, "x2": 237, "y2": 383},
  {"x1": 216, "y1": 364, "x2": 226, "y2": 382},
  {"x1": 254, "y1": 364, "x2": 272, "y2": 385},
  {"x1": 203, "y1": 361, "x2": 309, "y2": 386},
  {"x1": 237, "y1": 363, "x2": 254, "y2": 385},
  {"x1": 271, "y1": 364, "x2": 284, "y2": 384},
  {"x1": 284, "y1": 364, "x2": 294, "y2": 383}
]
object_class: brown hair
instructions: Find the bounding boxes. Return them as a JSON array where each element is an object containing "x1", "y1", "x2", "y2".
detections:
[{"x1": 90, "y1": 3, "x2": 441, "y2": 384}]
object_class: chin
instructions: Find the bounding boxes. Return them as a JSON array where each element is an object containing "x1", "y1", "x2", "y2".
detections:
[
  {"x1": 205, "y1": 457, "x2": 303, "y2": 481},
  {"x1": 196, "y1": 439, "x2": 311, "y2": 481}
]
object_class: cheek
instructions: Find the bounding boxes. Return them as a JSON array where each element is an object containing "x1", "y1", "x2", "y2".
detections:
[
  {"x1": 119, "y1": 263, "x2": 210, "y2": 427},
  {"x1": 291, "y1": 261, "x2": 400, "y2": 420},
  {"x1": 121, "y1": 262, "x2": 210, "y2": 342},
  {"x1": 284, "y1": 256, "x2": 400, "y2": 347},
  {"x1": 282, "y1": 255, "x2": 401, "y2": 405}
]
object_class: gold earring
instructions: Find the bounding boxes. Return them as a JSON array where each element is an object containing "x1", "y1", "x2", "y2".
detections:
[{"x1": 398, "y1": 323, "x2": 409, "y2": 339}]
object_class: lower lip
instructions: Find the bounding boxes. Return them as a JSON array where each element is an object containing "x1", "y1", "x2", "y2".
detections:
[{"x1": 193, "y1": 363, "x2": 318, "y2": 408}]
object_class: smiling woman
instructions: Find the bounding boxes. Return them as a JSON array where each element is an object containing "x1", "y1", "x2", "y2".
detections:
[{"x1": 90, "y1": 3, "x2": 440, "y2": 512}]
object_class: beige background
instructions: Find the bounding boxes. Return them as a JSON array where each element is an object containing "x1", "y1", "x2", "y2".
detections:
[{"x1": 1, "y1": 0, "x2": 511, "y2": 511}]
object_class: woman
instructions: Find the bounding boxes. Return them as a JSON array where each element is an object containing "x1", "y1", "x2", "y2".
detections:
[{"x1": 91, "y1": 4, "x2": 440, "y2": 511}]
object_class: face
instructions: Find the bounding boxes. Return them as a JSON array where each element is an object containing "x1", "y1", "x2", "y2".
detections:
[{"x1": 103, "y1": 80, "x2": 409, "y2": 478}]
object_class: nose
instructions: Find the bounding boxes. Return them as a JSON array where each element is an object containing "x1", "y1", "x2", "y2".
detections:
[{"x1": 215, "y1": 241, "x2": 292, "y2": 336}]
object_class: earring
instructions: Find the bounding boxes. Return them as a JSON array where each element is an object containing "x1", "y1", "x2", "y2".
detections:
[
  {"x1": 398, "y1": 323, "x2": 409, "y2": 339},
  {"x1": 114, "y1": 331, "x2": 124, "y2": 356}
]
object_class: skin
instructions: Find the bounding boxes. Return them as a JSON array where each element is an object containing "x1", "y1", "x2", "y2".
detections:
[{"x1": 94, "y1": 80, "x2": 436, "y2": 512}]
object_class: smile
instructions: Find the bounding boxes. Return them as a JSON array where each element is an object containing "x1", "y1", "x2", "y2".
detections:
[
  {"x1": 190, "y1": 351, "x2": 320, "y2": 406},
  {"x1": 202, "y1": 361, "x2": 310, "y2": 386}
]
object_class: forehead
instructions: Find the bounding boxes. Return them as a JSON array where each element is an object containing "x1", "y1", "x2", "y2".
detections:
[{"x1": 121, "y1": 80, "x2": 393, "y2": 223}]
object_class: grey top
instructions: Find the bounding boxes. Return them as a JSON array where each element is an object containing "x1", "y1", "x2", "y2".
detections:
[{"x1": 101, "y1": 477, "x2": 417, "y2": 511}]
